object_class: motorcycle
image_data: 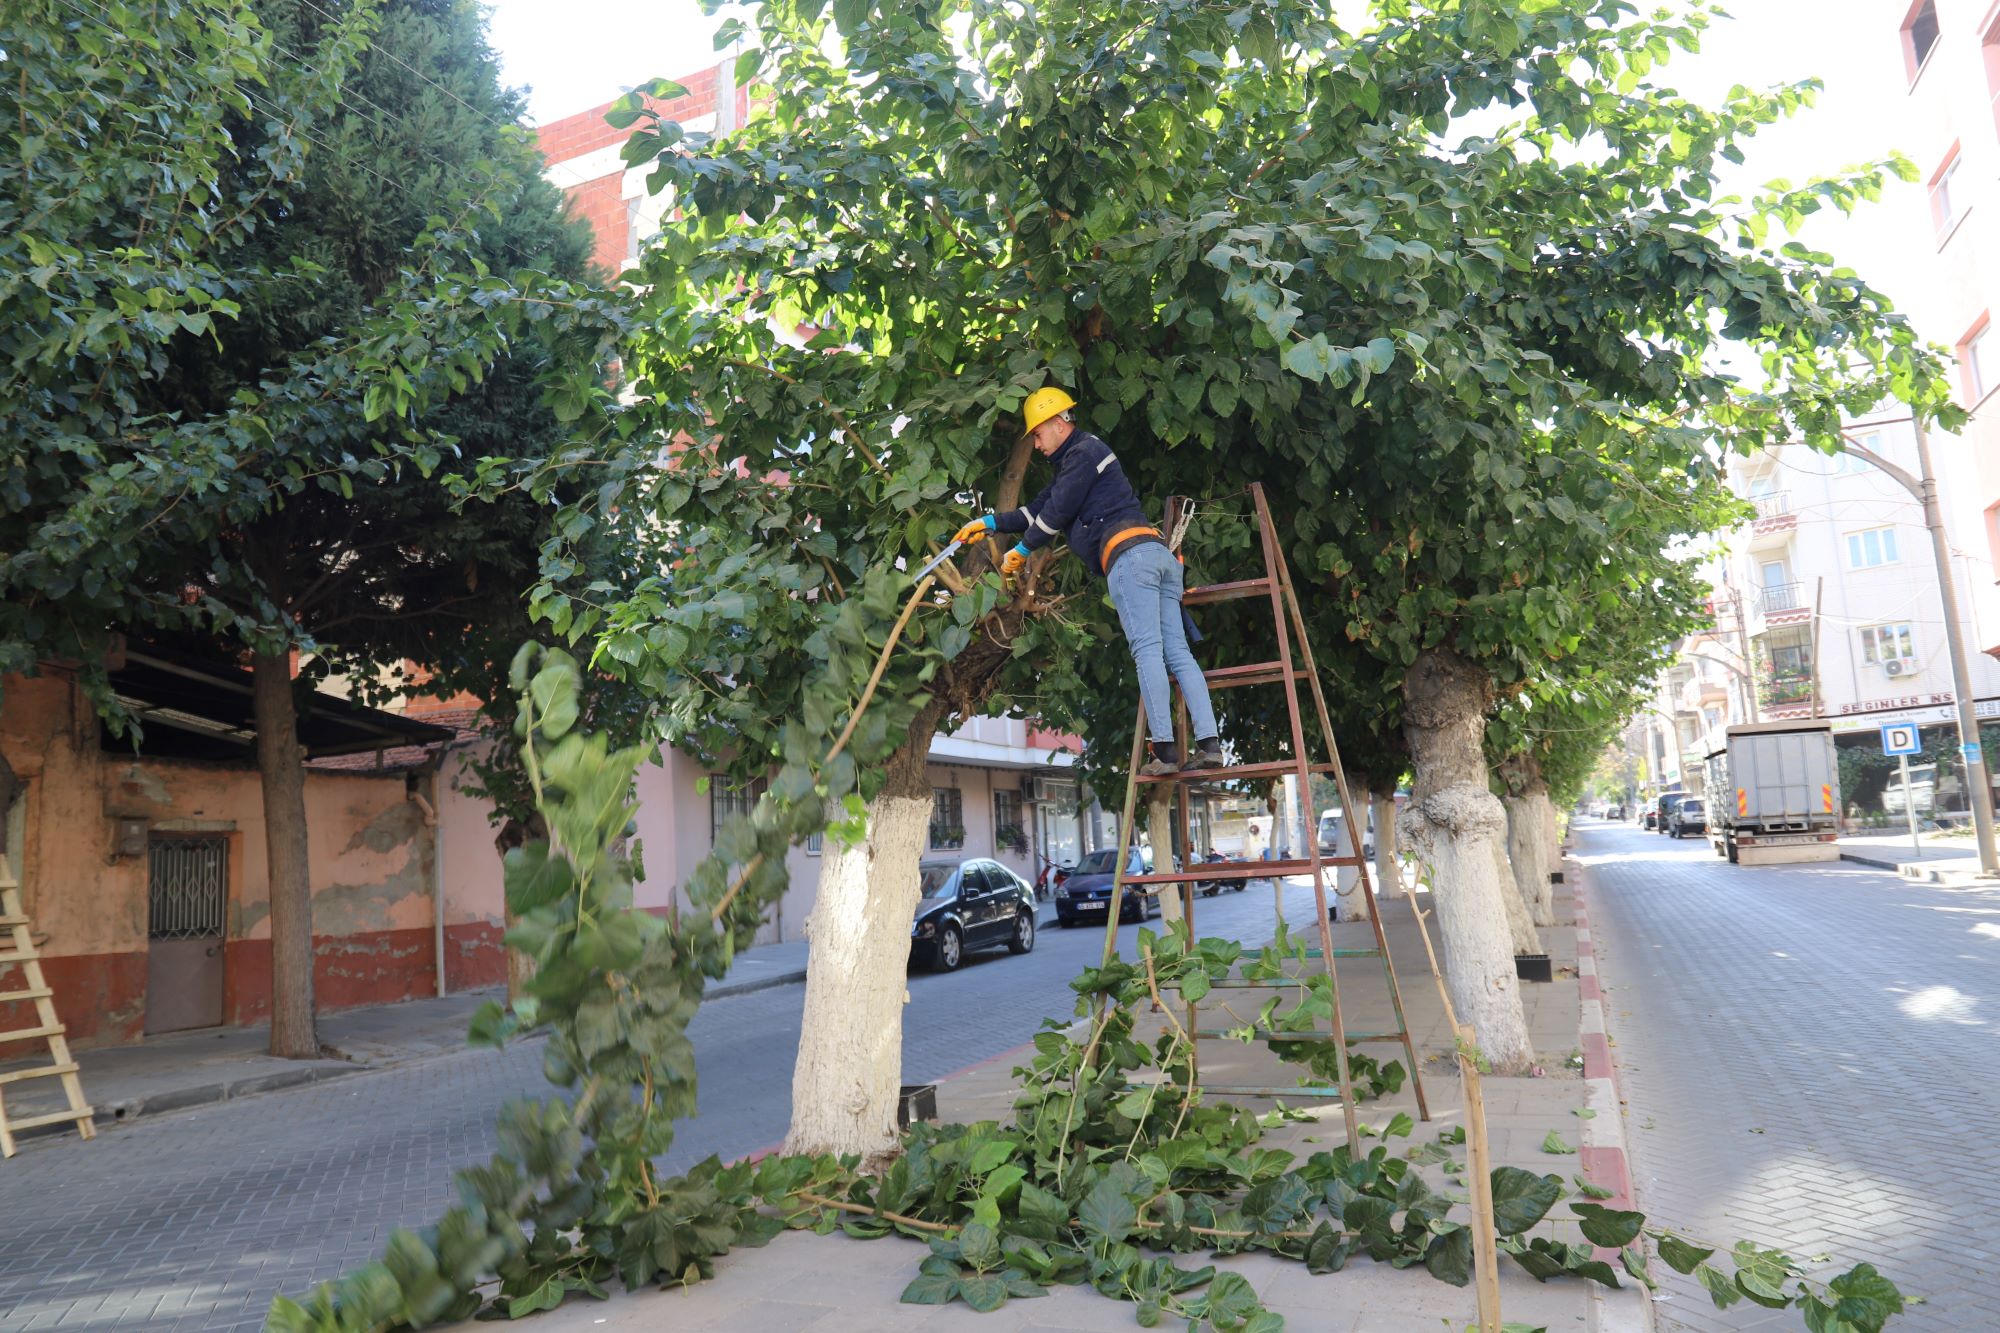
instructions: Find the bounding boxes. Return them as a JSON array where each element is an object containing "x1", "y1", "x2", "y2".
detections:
[{"x1": 1034, "y1": 854, "x2": 1075, "y2": 900}]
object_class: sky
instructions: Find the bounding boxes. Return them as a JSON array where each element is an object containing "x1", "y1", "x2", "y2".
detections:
[{"x1": 484, "y1": 0, "x2": 1930, "y2": 302}]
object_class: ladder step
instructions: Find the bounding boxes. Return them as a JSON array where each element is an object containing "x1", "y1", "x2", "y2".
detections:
[
  {"x1": 4, "y1": 1107, "x2": 95, "y2": 1132},
  {"x1": 1301, "y1": 948, "x2": 1384, "y2": 960},
  {"x1": 1182, "y1": 578, "x2": 1274, "y2": 606},
  {"x1": 1126, "y1": 857, "x2": 1358, "y2": 884},
  {"x1": 0, "y1": 1024, "x2": 64, "y2": 1043},
  {"x1": 0, "y1": 988, "x2": 53, "y2": 1004},
  {"x1": 1194, "y1": 1027, "x2": 1408, "y2": 1043},
  {"x1": 0, "y1": 953, "x2": 38, "y2": 967},
  {"x1": 1202, "y1": 661, "x2": 1291, "y2": 690},
  {"x1": 0, "y1": 1062, "x2": 78, "y2": 1086},
  {"x1": 1137, "y1": 759, "x2": 1339, "y2": 786},
  {"x1": 0, "y1": 915, "x2": 30, "y2": 928}
]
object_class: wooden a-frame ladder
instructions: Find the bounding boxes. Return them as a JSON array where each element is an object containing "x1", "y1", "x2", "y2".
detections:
[
  {"x1": 0, "y1": 868, "x2": 96, "y2": 1157},
  {"x1": 1095, "y1": 481, "x2": 1428, "y2": 1151}
]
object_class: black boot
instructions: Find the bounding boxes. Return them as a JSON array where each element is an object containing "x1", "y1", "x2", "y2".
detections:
[
  {"x1": 1140, "y1": 741, "x2": 1181, "y2": 777},
  {"x1": 1188, "y1": 736, "x2": 1226, "y2": 769}
]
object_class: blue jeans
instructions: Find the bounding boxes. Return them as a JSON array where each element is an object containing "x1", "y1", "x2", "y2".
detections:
[{"x1": 1106, "y1": 542, "x2": 1219, "y2": 745}]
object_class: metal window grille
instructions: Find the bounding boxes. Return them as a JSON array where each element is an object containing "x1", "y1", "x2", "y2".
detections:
[
  {"x1": 709, "y1": 776, "x2": 764, "y2": 840},
  {"x1": 929, "y1": 788, "x2": 964, "y2": 850},
  {"x1": 148, "y1": 836, "x2": 227, "y2": 941},
  {"x1": 994, "y1": 789, "x2": 1023, "y2": 844}
]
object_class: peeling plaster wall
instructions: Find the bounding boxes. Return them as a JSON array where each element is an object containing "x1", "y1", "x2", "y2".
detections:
[{"x1": 0, "y1": 672, "x2": 461, "y2": 1047}]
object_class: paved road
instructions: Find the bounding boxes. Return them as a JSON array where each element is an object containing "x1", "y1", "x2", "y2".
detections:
[
  {"x1": 1577, "y1": 819, "x2": 2000, "y2": 1332},
  {"x1": 0, "y1": 883, "x2": 1320, "y2": 1331}
]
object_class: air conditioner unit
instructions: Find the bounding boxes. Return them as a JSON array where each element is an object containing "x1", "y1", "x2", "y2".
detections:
[{"x1": 1884, "y1": 657, "x2": 1919, "y2": 677}]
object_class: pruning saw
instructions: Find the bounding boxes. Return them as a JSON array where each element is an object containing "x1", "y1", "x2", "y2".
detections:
[{"x1": 913, "y1": 539, "x2": 964, "y2": 584}]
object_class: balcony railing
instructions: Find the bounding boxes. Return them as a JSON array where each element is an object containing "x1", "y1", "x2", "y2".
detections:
[
  {"x1": 1751, "y1": 492, "x2": 1791, "y2": 520},
  {"x1": 1759, "y1": 581, "x2": 1805, "y2": 614},
  {"x1": 1758, "y1": 671, "x2": 1814, "y2": 706}
]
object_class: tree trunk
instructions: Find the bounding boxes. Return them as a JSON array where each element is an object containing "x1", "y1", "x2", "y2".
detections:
[
  {"x1": 1148, "y1": 787, "x2": 1182, "y2": 927},
  {"x1": 252, "y1": 648, "x2": 318, "y2": 1059},
  {"x1": 784, "y1": 738, "x2": 934, "y2": 1170},
  {"x1": 1490, "y1": 827, "x2": 1541, "y2": 955},
  {"x1": 1396, "y1": 649, "x2": 1533, "y2": 1073},
  {"x1": 1496, "y1": 755, "x2": 1556, "y2": 926},
  {"x1": 1501, "y1": 794, "x2": 1555, "y2": 927},
  {"x1": 1371, "y1": 790, "x2": 1399, "y2": 901},
  {"x1": 1539, "y1": 792, "x2": 1564, "y2": 865},
  {"x1": 495, "y1": 815, "x2": 544, "y2": 1001}
]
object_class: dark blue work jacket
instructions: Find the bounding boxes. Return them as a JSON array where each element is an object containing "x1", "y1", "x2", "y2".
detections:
[{"x1": 994, "y1": 428, "x2": 1163, "y2": 578}]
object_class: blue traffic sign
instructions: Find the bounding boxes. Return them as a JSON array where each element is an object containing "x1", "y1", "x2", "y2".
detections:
[{"x1": 1881, "y1": 723, "x2": 1922, "y2": 756}]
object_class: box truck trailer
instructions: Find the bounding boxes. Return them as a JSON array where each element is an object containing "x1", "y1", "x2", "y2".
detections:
[{"x1": 1703, "y1": 721, "x2": 1840, "y2": 865}]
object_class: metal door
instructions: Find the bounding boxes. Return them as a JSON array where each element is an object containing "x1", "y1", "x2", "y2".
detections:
[{"x1": 145, "y1": 835, "x2": 227, "y2": 1034}]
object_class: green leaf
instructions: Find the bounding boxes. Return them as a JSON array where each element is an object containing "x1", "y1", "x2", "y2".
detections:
[
  {"x1": 900, "y1": 1271, "x2": 957, "y2": 1305},
  {"x1": 1078, "y1": 1178, "x2": 1138, "y2": 1243},
  {"x1": 1540, "y1": 1129, "x2": 1577, "y2": 1155},
  {"x1": 1695, "y1": 1263, "x2": 1744, "y2": 1309},
  {"x1": 1424, "y1": 1224, "x2": 1473, "y2": 1287},
  {"x1": 1653, "y1": 1232, "x2": 1714, "y2": 1275},
  {"x1": 1826, "y1": 1263, "x2": 1904, "y2": 1328},
  {"x1": 955, "y1": 1272, "x2": 1009, "y2": 1313},
  {"x1": 956, "y1": 1221, "x2": 1001, "y2": 1270},
  {"x1": 1489, "y1": 1168, "x2": 1563, "y2": 1235},
  {"x1": 1620, "y1": 1245, "x2": 1657, "y2": 1291},
  {"x1": 1571, "y1": 1203, "x2": 1644, "y2": 1248},
  {"x1": 506, "y1": 1276, "x2": 564, "y2": 1318}
]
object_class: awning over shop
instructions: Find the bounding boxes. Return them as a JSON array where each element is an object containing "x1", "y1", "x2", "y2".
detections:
[{"x1": 101, "y1": 644, "x2": 455, "y2": 762}]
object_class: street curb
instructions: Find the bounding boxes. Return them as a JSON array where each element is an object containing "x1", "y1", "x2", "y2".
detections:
[
  {"x1": 707, "y1": 966, "x2": 811, "y2": 1002},
  {"x1": 20, "y1": 1060, "x2": 363, "y2": 1142},
  {"x1": 1570, "y1": 855, "x2": 1655, "y2": 1333}
]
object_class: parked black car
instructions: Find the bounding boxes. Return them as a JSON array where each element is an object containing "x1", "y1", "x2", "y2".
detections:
[
  {"x1": 1054, "y1": 847, "x2": 1160, "y2": 927},
  {"x1": 1655, "y1": 793, "x2": 1687, "y2": 834},
  {"x1": 1668, "y1": 797, "x2": 1707, "y2": 839},
  {"x1": 909, "y1": 858, "x2": 1037, "y2": 972}
]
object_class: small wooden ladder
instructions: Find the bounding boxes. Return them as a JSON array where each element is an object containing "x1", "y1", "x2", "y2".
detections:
[
  {"x1": 0, "y1": 870, "x2": 96, "y2": 1156},
  {"x1": 1096, "y1": 481, "x2": 1428, "y2": 1151}
]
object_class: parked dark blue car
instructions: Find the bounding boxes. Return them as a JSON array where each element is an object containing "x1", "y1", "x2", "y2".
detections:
[
  {"x1": 1053, "y1": 847, "x2": 1160, "y2": 927},
  {"x1": 909, "y1": 857, "x2": 1037, "y2": 972}
]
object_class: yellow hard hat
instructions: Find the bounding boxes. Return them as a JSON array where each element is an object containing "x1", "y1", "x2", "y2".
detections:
[{"x1": 1022, "y1": 386, "x2": 1077, "y2": 435}]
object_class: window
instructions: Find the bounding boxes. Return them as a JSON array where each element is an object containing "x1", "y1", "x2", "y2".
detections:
[
  {"x1": 805, "y1": 830, "x2": 824, "y2": 856},
  {"x1": 1846, "y1": 527, "x2": 1901, "y2": 569},
  {"x1": 709, "y1": 775, "x2": 764, "y2": 839},
  {"x1": 994, "y1": 789, "x2": 1025, "y2": 855},
  {"x1": 1859, "y1": 623, "x2": 1917, "y2": 665},
  {"x1": 1929, "y1": 150, "x2": 1962, "y2": 237},
  {"x1": 1834, "y1": 431, "x2": 1882, "y2": 473},
  {"x1": 1767, "y1": 642, "x2": 1810, "y2": 675},
  {"x1": 929, "y1": 787, "x2": 965, "y2": 850},
  {"x1": 1961, "y1": 319, "x2": 1991, "y2": 404},
  {"x1": 1904, "y1": 0, "x2": 1941, "y2": 79}
]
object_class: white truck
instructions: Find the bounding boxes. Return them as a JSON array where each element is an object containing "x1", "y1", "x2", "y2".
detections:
[{"x1": 1703, "y1": 720, "x2": 1840, "y2": 865}]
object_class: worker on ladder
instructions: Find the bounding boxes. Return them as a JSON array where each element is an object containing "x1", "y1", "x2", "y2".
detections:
[{"x1": 955, "y1": 386, "x2": 1225, "y2": 777}]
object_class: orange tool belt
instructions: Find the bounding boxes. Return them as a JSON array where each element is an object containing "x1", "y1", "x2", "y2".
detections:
[{"x1": 1100, "y1": 525, "x2": 1164, "y2": 573}]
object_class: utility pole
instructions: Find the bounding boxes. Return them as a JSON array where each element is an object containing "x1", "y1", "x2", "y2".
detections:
[
  {"x1": 1720, "y1": 569, "x2": 1760, "y2": 724},
  {"x1": 1843, "y1": 420, "x2": 1999, "y2": 877}
]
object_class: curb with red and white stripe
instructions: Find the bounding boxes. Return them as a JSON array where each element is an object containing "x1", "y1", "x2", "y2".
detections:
[{"x1": 1571, "y1": 858, "x2": 1656, "y2": 1333}]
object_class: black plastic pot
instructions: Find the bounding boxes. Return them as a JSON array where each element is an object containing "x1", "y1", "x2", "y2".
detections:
[
  {"x1": 897, "y1": 1083, "x2": 939, "y2": 1128},
  {"x1": 1514, "y1": 954, "x2": 1553, "y2": 983}
]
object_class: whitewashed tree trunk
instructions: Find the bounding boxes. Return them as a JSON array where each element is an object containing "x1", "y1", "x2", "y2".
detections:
[
  {"x1": 1148, "y1": 789, "x2": 1182, "y2": 927},
  {"x1": 1502, "y1": 793, "x2": 1555, "y2": 927},
  {"x1": 1399, "y1": 650, "x2": 1533, "y2": 1074},
  {"x1": 1371, "y1": 791, "x2": 1399, "y2": 900},
  {"x1": 784, "y1": 787, "x2": 932, "y2": 1170},
  {"x1": 1490, "y1": 825, "x2": 1542, "y2": 955},
  {"x1": 1537, "y1": 791, "x2": 1564, "y2": 869}
]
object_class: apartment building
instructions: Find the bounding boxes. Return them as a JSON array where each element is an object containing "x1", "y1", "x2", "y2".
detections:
[{"x1": 1893, "y1": 0, "x2": 2000, "y2": 649}]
